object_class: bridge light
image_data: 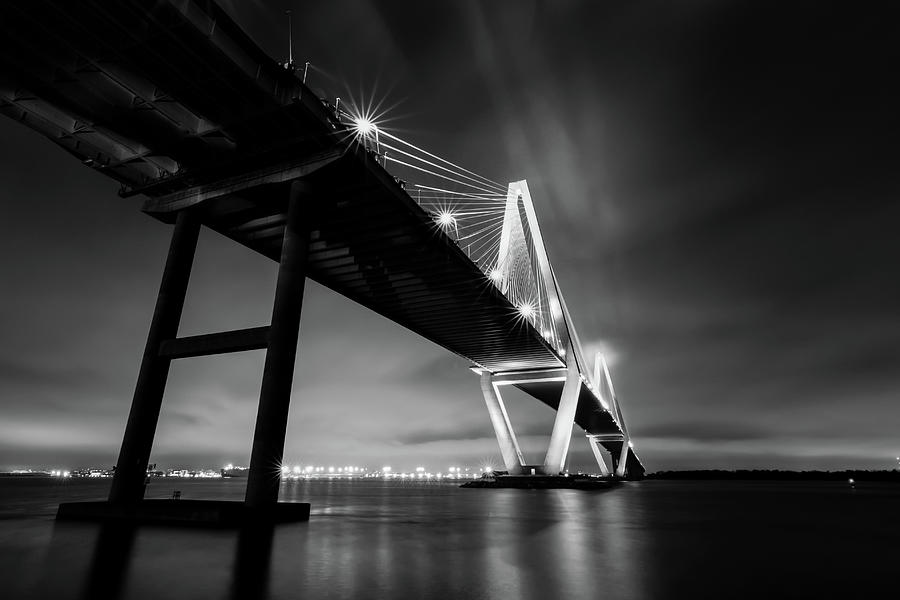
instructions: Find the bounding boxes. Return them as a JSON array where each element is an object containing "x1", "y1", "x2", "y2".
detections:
[
  {"x1": 518, "y1": 302, "x2": 535, "y2": 319},
  {"x1": 489, "y1": 269, "x2": 502, "y2": 282},
  {"x1": 354, "y1": 117, "x2": 376, "y2": 136},
  {"x1": 549, "y1": 298, "x2": 562, "y2": 320},
  {"x1": 436, "y1": 210, "x2": 456, "y2": 227}
]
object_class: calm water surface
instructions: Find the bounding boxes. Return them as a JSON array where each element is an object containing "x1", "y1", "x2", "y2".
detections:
[{"x1": 1, "y1": 478, "x2": 896, "y2": 599}]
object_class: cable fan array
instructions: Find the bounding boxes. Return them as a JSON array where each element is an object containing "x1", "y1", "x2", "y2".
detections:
[{"x1": 337, "y1": 109, "x2": 568, "y2": 359}]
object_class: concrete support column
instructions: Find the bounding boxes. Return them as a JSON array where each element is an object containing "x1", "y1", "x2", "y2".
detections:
[
  {"x1": 109, "y1": 210, "x2": 200, "y2": 504},
  {"x1": 616, "y1": 441, "x2": 630, "y2": 478},
  {"x1": 245, "y1": 181, "x2": 312, "y2": 508},
  {"x1": 480, "y1": 371, "x2": 524, "y2": 474},
  {"x1": 542, "y1": 350, "x2": 581, "y2": 474},
  {"x1": 588, "y1": 437, "x2": 610, "y2": 476}
]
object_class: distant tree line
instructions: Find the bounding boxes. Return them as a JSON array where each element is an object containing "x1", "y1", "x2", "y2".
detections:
[{"x1": 646, "y1": 469, "x2": 900, "y2": 481}]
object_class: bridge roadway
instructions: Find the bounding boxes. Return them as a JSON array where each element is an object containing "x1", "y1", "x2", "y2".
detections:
[{"x1": 0, "y1": 0, "x2": 643, "y2": 478}]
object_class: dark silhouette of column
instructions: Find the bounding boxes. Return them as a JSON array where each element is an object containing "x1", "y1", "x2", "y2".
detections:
[
  {"x1": 79, "y1": 523, "x2": 137, "y2": 600},
  {"x1": 109, "y1": 210, "x2": 200, "y2": 504},
  {"x1": 230, "y1": 525, "x2": 276, "y2": 599},
  {"x1": 245, "y1": 180, "x2": 312, "y2": 509}
]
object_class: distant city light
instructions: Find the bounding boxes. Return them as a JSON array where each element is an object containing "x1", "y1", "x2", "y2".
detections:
[{"x1": 11, "y1": 462, "x2": 496, "y2": 482}]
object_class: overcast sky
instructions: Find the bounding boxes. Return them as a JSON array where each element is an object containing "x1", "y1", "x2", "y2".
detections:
[{"x1": 0, "y1": 1, "x2": 897, "y2": 472}]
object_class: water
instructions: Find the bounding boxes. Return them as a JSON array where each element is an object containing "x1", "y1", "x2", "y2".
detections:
[{"x1": 1, "y1": 477, "x2": 897, "y2": 599}]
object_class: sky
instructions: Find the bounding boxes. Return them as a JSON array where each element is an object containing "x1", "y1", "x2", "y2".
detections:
[{"x1": 0, "y1": 1, "x2": 897, "y2": 473}]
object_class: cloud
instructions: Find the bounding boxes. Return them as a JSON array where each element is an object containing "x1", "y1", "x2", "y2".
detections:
[
  {"x1": 0, "y1": 356, "x2": 99, "y2": 392},
  {"x1": 637, "y1": 421, "x2": 770, "y2": 444},
  {"x1": 391, "y1": 420, "x2": 554, "y2": 447}
]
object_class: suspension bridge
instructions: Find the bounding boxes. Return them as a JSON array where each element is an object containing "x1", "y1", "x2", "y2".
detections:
[{"x1": 0, "y1": 0, "x2": 643, "y2": 522}]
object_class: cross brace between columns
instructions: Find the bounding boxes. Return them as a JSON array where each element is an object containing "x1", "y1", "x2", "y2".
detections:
[
  {"x1": 158, "y1": 326, "x2": 270, "y2": 359},
  {"x1": 586, "y1": 433, "x2": 625, "y2": 443}
]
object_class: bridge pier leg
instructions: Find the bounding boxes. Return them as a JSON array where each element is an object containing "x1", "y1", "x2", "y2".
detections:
[
  {"x1": 109, "y1": 210, "x2": 200, "y2": 504},
  {"x1": 541, "y1": 352, "x2": 581, "y2": 475},
  {"x1": 245, "y1": 181, "x2": 313, "y2": 509},
  {"x1": 615, "y1": 441, "x2": 630, "y2": 478},
  {"x1": 587, "y1": 436, "x2": 611, "y2": 476},
  {"x1": 480, "y1": 371, "x2": 524, "y2": 474}
]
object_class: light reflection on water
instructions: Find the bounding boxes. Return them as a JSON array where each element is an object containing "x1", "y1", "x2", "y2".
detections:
[{"x1": 2, "y1": 478, "x2": 898, "y2": 599}]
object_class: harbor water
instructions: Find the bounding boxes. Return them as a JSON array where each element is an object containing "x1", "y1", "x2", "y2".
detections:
[{"x1": 1, "y1": 477, "x2": 897, "y2": 599}]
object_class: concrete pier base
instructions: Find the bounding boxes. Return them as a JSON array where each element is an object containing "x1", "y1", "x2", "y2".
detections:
[{"x1": 56, "y1": 500, "x2": 310, "y2": 527}]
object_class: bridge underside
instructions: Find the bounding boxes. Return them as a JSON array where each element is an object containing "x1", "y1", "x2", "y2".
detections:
[
  {"x1": 0, "y1": 0, "x2": 338, "y2": 195},
  {"x1": 156, "y1": 148, "x2": 567, "y2": 374}
]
